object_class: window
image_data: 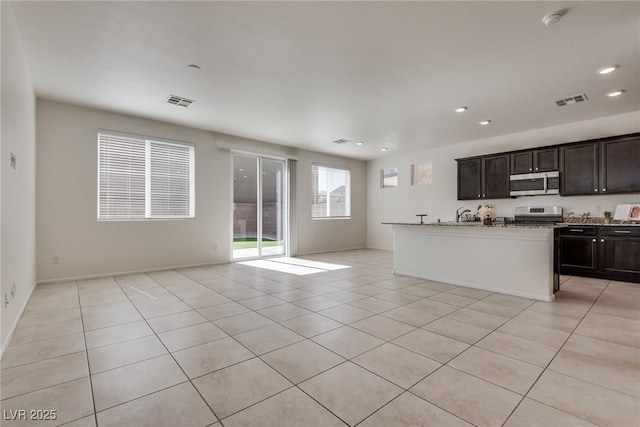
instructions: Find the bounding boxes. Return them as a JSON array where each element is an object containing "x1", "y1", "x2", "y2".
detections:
[
  {"x1": 311, "y1": 165, "x2": 350, "y2": 218},
  {"x1": 98, "y1": 131, "x2": 195, "y2": 220}
]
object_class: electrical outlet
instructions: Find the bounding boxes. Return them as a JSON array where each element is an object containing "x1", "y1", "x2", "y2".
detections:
[
  {"x1": 10, "y1": 152, "x2": 17, "y2": 169},
  {"x1": 11, "y1": 283, "x2": 16, "y2": 298},
  {"x1": 4, "y1": 292, "x2": 8, "y2": 308},
  {"x1": 595, "y1": 204, "x2": 602, "y2": 213},
  {"x1": 52, "y1": 256, "x2": 60, "y2": 264}
]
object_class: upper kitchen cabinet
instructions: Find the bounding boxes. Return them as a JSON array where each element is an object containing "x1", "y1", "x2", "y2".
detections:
[
  {"x1": 457, "y1": 158, "x2": 482, "y2": 200},
  {"x1": 560, "y1": 141, "x2": 599, "y2": 196},
  {"x1": 456, "y1": 154, "x2": 510, "y2": 200},
  {"x1": 600, "y1": 135, "x2": 640, "y2": 194},
  {"x1": 510, "y1": 148, "x2": 558, "y2": 174},
  {"x1": 482, "y1": 154, "x2": 510, "y2": 199}
]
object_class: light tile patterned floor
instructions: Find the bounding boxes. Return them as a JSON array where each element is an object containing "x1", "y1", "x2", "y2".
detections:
[{"x1": 1, "y1": 249, "x2": 639, "y2": 426}]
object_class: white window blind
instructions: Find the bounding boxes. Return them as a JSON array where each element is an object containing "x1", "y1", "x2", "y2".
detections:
[
  {"x1": 98, "y1": 132, "x2": 195, "y2": 220},
  {"x1": 311, "y1": 165, "x2": 351, "y2": 218}
]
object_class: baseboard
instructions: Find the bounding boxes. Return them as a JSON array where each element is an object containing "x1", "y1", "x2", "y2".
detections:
[
  {"x1": 363, "y1": 245, "x2": 393, "y2": 252},
  {"x1": 36, "y1": 259, "x2": 229, "y2": 285},
  {"x1": 1, "y1": 281, "x2": 37, "y2": 361},
  {"x1": 296, "y1": 245, "x2": 367, "y2": 256}
]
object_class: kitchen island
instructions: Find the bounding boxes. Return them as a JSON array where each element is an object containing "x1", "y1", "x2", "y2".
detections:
[{"x1": 384, "y1": 222, "x2": 559, "y2": 301}]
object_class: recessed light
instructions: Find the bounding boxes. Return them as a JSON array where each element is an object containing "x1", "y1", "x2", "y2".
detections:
[
  {"x1": 479, "y1": 120, "x2": 492, "y2": 125},
  {"x1": 455, "y1": 106, "x2": 468, "y2": 113},
  {"x1": 380, "y1": 147, "x2": 388, "y2": 151},
  {"x1": 356, "y1": 142, "x2": 364, "y2": 146},
  {"x1": 606, "y1": 90, "x2": 624, "y2": 97},
  {"x1": 243, "y1": 175, "x2": 248, "y2": 178},
  {"x1": 187, "y1": 64, "x2": 201, "y2": 70},
  {"x1": 239, "y1": 168, "x2": 244, "y2": 172},
  {"x1": 597, "y1": 65, "x2": 618, "y2": 75}
]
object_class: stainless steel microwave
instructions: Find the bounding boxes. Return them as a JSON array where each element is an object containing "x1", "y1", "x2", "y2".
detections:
[{"x1": 510, "y1": 171, "x2": 560, "y2": 196}]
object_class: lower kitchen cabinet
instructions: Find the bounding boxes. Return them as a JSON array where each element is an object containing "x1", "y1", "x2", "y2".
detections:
[
  {"x1": 599, "y1": 228, "x2": 640, "y2": 281},
  {"x1": 557, "y1": 226, "x2": 640, "y2": 283}
]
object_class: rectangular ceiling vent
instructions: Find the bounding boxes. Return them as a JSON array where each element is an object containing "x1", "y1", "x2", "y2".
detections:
[
  {"x1": 556, "y1": 93, "x2": 588, "y2": 107},
  {"x1": 333, "y1": 138, "x2": 350, "y2": 144},
  {"x1": 167, "y1": 95, "x2": 195, "y2": 107}
]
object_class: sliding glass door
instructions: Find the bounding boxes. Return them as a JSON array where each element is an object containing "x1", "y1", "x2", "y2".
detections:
[{"x1": 233, "y1": 154, "x2": 286, "y2": 259}]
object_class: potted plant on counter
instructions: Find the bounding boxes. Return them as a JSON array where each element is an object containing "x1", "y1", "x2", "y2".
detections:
[{"x1": 603, "y1": 211, "x2": 612, "y2": 224}]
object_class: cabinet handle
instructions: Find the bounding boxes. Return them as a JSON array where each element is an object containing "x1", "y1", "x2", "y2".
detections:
[
  {"x1": 592, "y1": 238, "x2": 596, "y2": 242},
  {"x1": 482, "y1": 194, "x2": 486, "y2": 197},
  {"x1": 601, "y1": 239, "x2": 605, "y2": 243},
  {"x1": 614, "y1": 230, "x2": 631, "y2": 234},
  {"x1": 535, "y1": 167, "x2": 539, "y2": 171},
  {"x1": 594, "y1": 188, "x2": 598, "y2": 192},
  {"x1": 569, "y1": 229, "x2": 584, "y2": 232},
  {"x1": 477, "y1": 194, "x2": 480, "y2": 197},
  {"x1": 529, "y1": 168, "x2": 532, "y2": 171},
  {"x1": 602, "y1": 188, "x2": 606, "y2": 192}
]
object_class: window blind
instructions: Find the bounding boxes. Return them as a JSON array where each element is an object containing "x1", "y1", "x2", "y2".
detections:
[
  {"x1": 311, "y1": 165, "x2": 351, "y2": 218},
  {"x1": 98, "y1": 132, "x2": 195, "y2": 220}
]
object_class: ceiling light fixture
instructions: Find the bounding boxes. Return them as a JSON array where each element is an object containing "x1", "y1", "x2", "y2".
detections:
[
  {"x1": 479, "y1": 120, "x2": 492, "y2": 125},
  {"x1": 356, "y1": 142, "x2": 364, "y2": 146},
  {"x1": 597, "y1": 65, "x2": 619, "y2": 75},
  {"x1": 187, "y1": 64, "x2": 201, "y2": 70},
  {"x1": 542, "y1": 10, "x2": 566, "y2": 26},
  {"x1": 380, "y1": 147, "x2": 388, "y2": 151},
  {"x1": 606, "y1": 90, "x2": 624, "y2": 97},
  {"x1": 455, "y1": 106, "x2": 468, "y2": 113}
]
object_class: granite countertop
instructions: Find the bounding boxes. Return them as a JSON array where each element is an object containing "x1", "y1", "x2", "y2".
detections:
[
  {"x1": 383, "y1": 221, "x2": 640, "y2": 228},
  {"x1": 381, "y1": 222, "x2": 562, "y2": 229}
]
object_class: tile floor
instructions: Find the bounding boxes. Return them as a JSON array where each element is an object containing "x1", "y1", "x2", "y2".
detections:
[{"x1": 1, "y1": 249, "x2": 639, "y2": 426}]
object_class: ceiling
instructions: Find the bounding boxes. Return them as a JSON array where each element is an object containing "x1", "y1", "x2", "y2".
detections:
[{"x1": 8, "y1": 1, "x2": 640, "y2": 160}]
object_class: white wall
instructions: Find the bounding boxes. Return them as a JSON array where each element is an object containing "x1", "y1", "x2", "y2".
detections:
[
  {"x1": 36, "y1": 99, "x2": 366, "y2": 282},
  {"x1": 367, "y1": 112, "x2": 640, "y2": 250},
  {"x1": 1, "y1": 3, "x2": 37, "y2": 354}
]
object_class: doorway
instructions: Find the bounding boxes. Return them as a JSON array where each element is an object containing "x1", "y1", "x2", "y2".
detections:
[{"x1": 232, "y1": 154, "x2": 286, "y2": 259}]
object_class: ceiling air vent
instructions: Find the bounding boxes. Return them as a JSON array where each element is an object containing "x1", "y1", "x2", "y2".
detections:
[
  {"x1": 332, "y1": 138, "x2": 350, "y2": 144},
  {"x1": 556, "y1": 93, "x2": 588, "y2": 107},
  {"x1": 167, "y1": 95, "x2": 195, "y2": 107}
]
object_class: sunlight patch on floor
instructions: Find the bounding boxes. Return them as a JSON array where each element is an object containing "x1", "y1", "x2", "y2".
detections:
[{"x1": 237, "y1": 257, "x2": 351, "y2": 275}]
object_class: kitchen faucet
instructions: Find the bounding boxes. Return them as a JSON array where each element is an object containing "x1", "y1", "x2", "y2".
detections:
[{"x1": 456, "y1": 206, "x2": 471, "y2": 222}]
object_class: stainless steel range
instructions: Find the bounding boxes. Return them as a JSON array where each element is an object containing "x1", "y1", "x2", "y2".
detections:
[{"x1": 514, "y1": 206, "x2": 563, "y2": 224}]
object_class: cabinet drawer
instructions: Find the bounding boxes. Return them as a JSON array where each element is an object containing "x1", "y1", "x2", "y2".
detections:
[
  {"x1": 599, "y1": 227, "x2": 640, "y2": 237},
  {"x1": 558, "y1": 227, "x2": 597, "y2": 236}
]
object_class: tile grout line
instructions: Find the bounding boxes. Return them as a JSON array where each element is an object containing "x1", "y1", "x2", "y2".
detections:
[{"x1": 500, "y1": 278, "x2": 612, "y2": 426}]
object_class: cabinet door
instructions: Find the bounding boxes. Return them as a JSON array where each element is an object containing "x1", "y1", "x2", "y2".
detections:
[
  {"x1": 457, "y1": 158, "x2": 482, "y2": 200},
  {"x1": 600, "y1": 136, "x2": 640, "y2": 194},
  {"x1": 510, "y1": 151, "x2": 533, "y2": 174},
  {"x1": 482, "y1": 154, "x2": 510, "y2": 199},
  {"x1": 559, "y1": 236, "x2": 597, "y2": 272},
  {"x1": 599, "y1": 237, "x2": 640, "y2": 280},
  {"x1": 560, "y1": 142, "x2": 599, "y2": 195},
  {"x1": 533, "y1": 148, "x2": 558, "y2": 172}
]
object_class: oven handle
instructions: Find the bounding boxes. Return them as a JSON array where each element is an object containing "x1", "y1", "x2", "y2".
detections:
[{"x1": 543, "y1": 174, "x2": 548, "y2": 193}]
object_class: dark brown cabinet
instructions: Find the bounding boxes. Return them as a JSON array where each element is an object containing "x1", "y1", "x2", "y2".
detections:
[
  {"x1": 598, "y1": 228, "x2": 640, "y2": 282},
  {"x1": 457, "y1": 158, "x2": 482, "y2": 200},
  {"x1": 510, "y1": 148, "x2": 558, "y2": 174},
  {"x1": 457, "y1": 132, "x2": 639, "y2": 200},
  {"x1": 600, "y1": 135, "x2": 640, "y2": 194},
  {"x1": 482, "y1": 155, "x2": 510, "y2": 199},
  {"x1": 560, "y1": 142, "x2": 599, "y2": 196},
  {"x1": 457, "y1": 155, "x2": 509, "y2": 200},
  {"x1": 557, "y1": 226, "x2": 640, "y2": 283}
]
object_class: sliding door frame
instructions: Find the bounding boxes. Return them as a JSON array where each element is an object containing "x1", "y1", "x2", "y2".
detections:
[{"x1": 231, "y1": 151, "x2": 290, "y2": 260}]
